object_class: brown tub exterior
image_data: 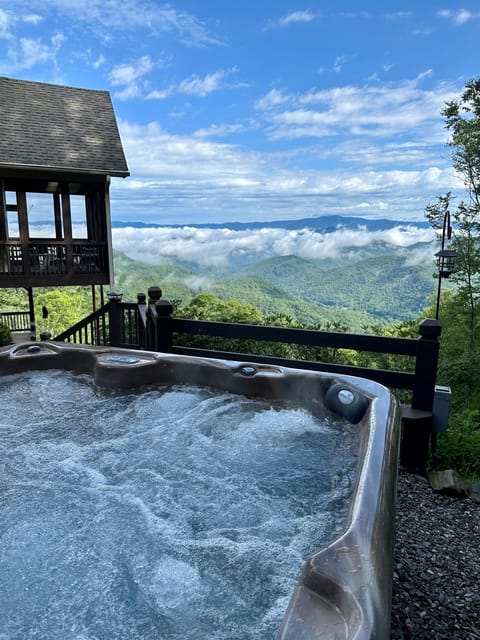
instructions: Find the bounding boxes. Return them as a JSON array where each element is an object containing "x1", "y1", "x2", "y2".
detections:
[{"x1": 0, "y1": 342, "x2": 401, "y2": 640}]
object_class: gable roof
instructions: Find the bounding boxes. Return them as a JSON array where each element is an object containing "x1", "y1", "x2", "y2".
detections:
[{"x1": 0, "y1": 76, "x2": 129, "y2": 178}]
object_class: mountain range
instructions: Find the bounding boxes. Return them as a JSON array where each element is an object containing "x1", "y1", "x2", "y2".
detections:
[
  {"x1": 111, "y1": 214, "x2": 430, "y2": 233},
  {"x1": 114, "y1": 216, "x2": 436, "y2": 331}
]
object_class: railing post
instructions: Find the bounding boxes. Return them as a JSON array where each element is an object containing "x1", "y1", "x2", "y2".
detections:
[
  {"x1": 146, "y1": 286, "x2": 161, "y2": 351},
  {"x1": 154, "y1": 298, "x2": 173, "y2": 352},
  {"x1": 411, "y1": 319, "x2": 442, "y2": 411},
  {"x1": 107, "y1": 291, "x2": 123, "y2": 347},
  {"x1": 400, "y1": 318, "x2": 442, "y2": 474},
  {"x1": 137, "y1": 292, "x2": 147, "y2": 349},
  {"x1": 145, "y1": 286, "x2": 173, "y2": 352}
]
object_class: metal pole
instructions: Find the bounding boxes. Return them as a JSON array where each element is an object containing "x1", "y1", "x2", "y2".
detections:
[
  {"x1": 435, "y1": 209, "x2": 450, "y2": 320},
  {"x1": 435, "y1": 275, "x2": 442, "y2": 320}
]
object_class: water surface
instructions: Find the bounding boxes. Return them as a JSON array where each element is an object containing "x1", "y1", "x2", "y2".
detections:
[{"x1": 0, "y1": 370, "x2": 359, "y2": 640}]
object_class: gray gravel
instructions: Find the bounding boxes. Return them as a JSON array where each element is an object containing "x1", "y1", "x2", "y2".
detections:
[{"x1": 391, "y1": 471, "x2": 480, "y2": 639}]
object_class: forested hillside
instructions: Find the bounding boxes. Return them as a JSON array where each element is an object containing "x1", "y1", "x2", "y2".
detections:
[
  {"x1": 233, "y1": 254, "x2": 434, "y2": 321},
  {"x1": 111, "y1": 249, "x2": 435, "y2": 327}
]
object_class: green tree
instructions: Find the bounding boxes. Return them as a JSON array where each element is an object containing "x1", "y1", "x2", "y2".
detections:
[
  {"x1": 33, "y1": 287, "x2": 93, "y2": 338},
  {"x1": 177, "y1": 293, "x2": 265, "y2": 324},
  {"x1": 425, "y1": 78, "x2": 480, "y2": 408}
]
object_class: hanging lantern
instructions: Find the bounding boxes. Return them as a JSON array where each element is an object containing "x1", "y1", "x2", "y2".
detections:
[{"x1": 435, "y1": 249, "x2": 458, "y2": 278}]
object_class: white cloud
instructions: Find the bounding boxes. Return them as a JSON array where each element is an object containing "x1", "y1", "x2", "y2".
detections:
[
  {"x1": 335, "y1": 12, "x2": 372, "y2": 20},
  {"x1": 256, "y1": 73, "x2": 458, "y2": 141},
  {"x1": 437, "y1": 8, "x2": 479, "y2": 25},
  {"x1": 111, "y1": 114, "x2": 462, "y2": 225},
  {"x1": 109, "y1": 55, "x2": 157, "y2": 100},
  {"x1": 254, "y1": 88, "x2": 290, "y2": 111},
  {"x1": 0, "y1": 8, "x2": 15, "y2": 39},
  {"x1": 193, "y1": 123, "x2": 247, "y2": 138},
  {"x1": 23, "y1": 13, "x2": 43, "y2": 25},
  {"x1": 174, "y1": 274, "x2": 213, "y2": 291},
  {"x1": 147, "y1": 66, "x2": 243, "y2": 100},
  {"x1": 412, "y1": 27, "x2": 434, "y2": 36},
  {"x1": 264, "y1": 10, "x2": 317, "y2": 30},
  {"x1": 111, "y1": 224, "x2": 436, "y2": 267},
  {"x1": 328, "y1": 140, "x2": 448, "y2": 169},
  {"x1": 319, "y1": 56, "x2": 349, "y2": 74},
  {"x1": 118, "y1": 120, "x2": 260, "y2": 182},
  {"x1": 178, "y1": 67, "x2": 236, "y2": 96},
  {"x1": 110, "y1": 57, "x2": 156, "y2": 87},
  {"x1": 333, "y1": 56, "x2": 347, "y2": 73},
  {"x1": 0, "y1": 32, "x2": 65, "y2": 73},
  {"x1": 6, "y1": 0, "x2": 224, "y2": 47},
  {"x1": 92, "y1": 54, "x2": 106, "y2": 69},
  {"x1": 403, "y1": 244, "x2": 437, "y2": 267}
]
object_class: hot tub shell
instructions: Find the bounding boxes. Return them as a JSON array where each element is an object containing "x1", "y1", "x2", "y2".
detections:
[{"x1": 0, "y1": 342, "x2": 400, "y2": 640}]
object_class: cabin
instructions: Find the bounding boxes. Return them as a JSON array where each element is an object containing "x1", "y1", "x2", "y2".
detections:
[{"x1": 0, "y1": 76, "x2": 129, "y2": 295}]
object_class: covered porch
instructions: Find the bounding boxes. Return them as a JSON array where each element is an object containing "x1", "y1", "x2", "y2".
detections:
[{"x1": 0, "y1": 174, "x2": 112, "y2": 288}]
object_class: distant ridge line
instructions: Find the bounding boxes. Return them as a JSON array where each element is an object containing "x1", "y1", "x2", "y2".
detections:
[{"x1": 110, "y1": 215, "x2": 429, "y2": 232}]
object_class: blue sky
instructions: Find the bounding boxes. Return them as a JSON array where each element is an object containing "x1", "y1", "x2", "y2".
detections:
[{"x1": 1, "y1": 1, "x2": 479, "y2": 227}]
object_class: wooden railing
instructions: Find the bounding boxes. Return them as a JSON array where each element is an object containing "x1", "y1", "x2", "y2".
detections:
[
  {"x1": 0, "y1": 310, "x2": 30, "y2": 332},
  {"x1": 54, "y1": 305, "x2": 110, "y2": 346},
  {"x1": 53, "y1": 287, "x2": 439, "y2": 404},
  {"x1": 53, "y1": 300, "x2": 143, "y2": 350},
  {"x1": 0, "y1": 240, "x2": 108, "y2": 278}
]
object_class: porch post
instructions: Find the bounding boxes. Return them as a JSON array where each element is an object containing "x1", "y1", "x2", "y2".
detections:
[
  {"x1": 26, "y1": 287, "x2": 36, "y2": 340},
  {"x1": 61, "y1": 190, "x2": 74, "y2": 274},
  {"x1": 0, "y1": 180, "x2": 8, "y2": 271},
  {"x1": 104, "y1": 176, "x2": 115, "y2": 290},
  {"x1": 17, "y1": 191, "x2": 31, "y2": 276}
]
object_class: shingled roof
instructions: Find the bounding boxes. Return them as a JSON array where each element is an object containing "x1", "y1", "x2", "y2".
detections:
[{"x1": 0, "y1": 76, "x2": 129, "y2": 178}]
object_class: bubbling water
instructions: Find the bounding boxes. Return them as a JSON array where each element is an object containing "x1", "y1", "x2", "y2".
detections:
[{"x1": 0, "y1": 370, "x2": 359, "y2": 640}]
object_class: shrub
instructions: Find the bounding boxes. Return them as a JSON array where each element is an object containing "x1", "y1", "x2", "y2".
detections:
[
  {"x1": 436, "y1": 409, "x2": 480, "y2": 477},
  {"x1": 0, "y1": 322, "x2": 12, "y2": 347}
]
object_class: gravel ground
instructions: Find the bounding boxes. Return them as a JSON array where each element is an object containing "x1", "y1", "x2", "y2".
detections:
[{"x1": 391, "y1": 471, "x2": 480, "y2": 639}]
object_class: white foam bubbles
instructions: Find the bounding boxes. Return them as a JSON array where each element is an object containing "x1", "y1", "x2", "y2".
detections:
[
  {"x1": 0, "y1": 370, "x2": 359, "y2": 640},
  {"x1": 152, "y1": 556, "x2": 202, "y2": 610}
]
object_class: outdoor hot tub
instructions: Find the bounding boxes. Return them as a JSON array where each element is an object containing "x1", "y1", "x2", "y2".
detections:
[{"x1": 0, "y1": 342, "x2": 400, "y2": 640}]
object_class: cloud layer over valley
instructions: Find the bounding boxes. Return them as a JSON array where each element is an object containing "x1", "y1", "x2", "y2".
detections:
[{"x1": 112, "y1": 223, "x2": 436, "y2": 267}]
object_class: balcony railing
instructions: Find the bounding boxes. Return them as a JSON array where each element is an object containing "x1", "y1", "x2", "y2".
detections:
[
  {"x1": 0, "y1": 240, "x2": 109, "y2": 286},
  {"x1": 0, "y1": 240, "x2": 108, "y2": 277}
]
